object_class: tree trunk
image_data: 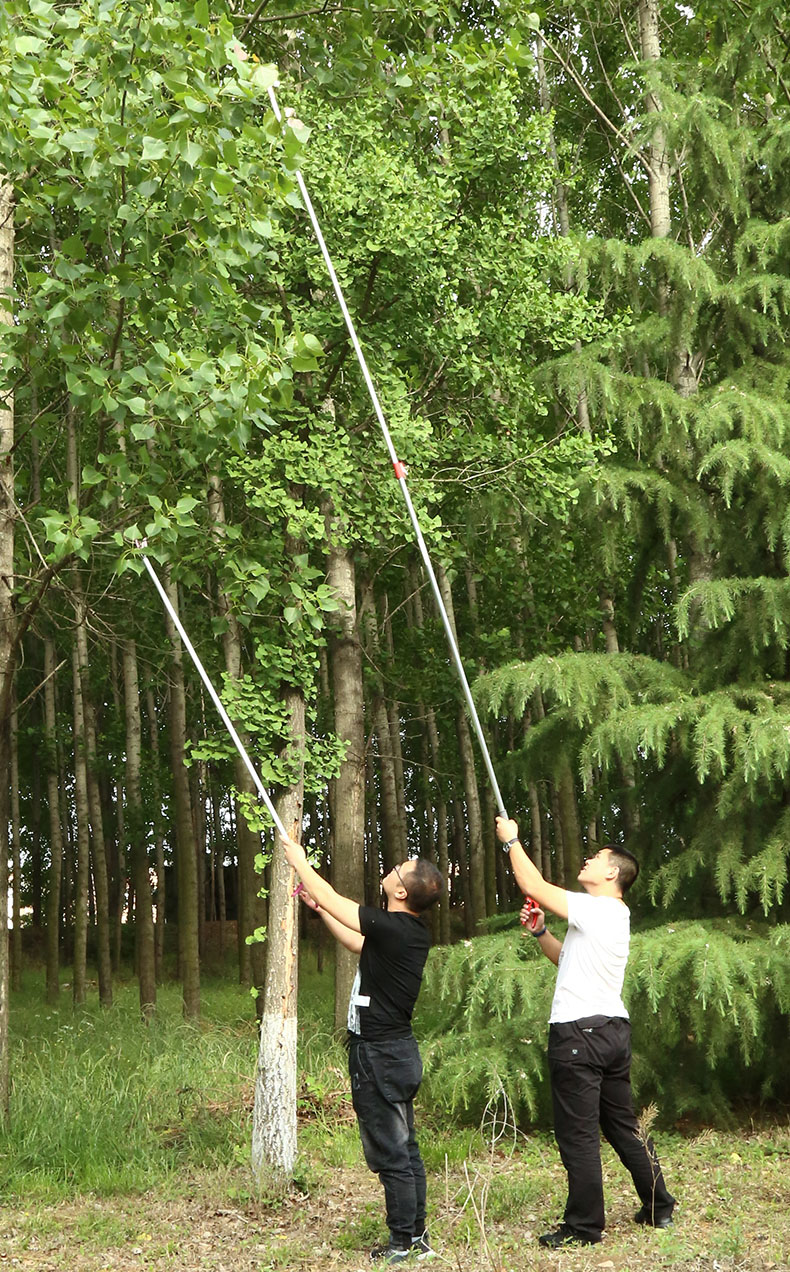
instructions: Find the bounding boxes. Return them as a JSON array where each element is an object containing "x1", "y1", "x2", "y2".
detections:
[
  {"x1": 10, "y1": 701, "x2": 22, "y2": 990},
  {"x1": 207, "y1": 472, "x2": 265, "y2": 989},
  {"x1": 556, "y1": 759, "x2": 583, "y2": 886},
  {"x1": 325, "y1": 530, "x2": 366, "y2": 1032},
  {"x1": 75, "y1": 611, "x2": 113, "y2": 1006},
  {"x1": 251, "y1": 688, "x2": 305, "y2": 1192},
  {"x1": 451, "y1": 801, "x2": 473, "y2": 938},
  {"x1": 0, "y1": 173, "x2": 13, "y2": 1119},
  {"x1": 108, "y1": 644, "x2": 127, "y2": 970},
  {"x1": 123, "y1": 639, "x2": 156, "y2": 1018},
  {"x1": 435, "y1": 563, "x2": 487, "y2": 928},
  {"x1": 65, "y1": 398, "x2": 112, "y2": 1006},
  {"x1": 163, "y1": 573, "x2": 200, "y2": 1019},
  {"x1": 637, "y1": 0, "x2": 672, "y2": 243},
  {"x1": 43, "y1": 638, "x2": 65, "y2": 1002},
  {"x1": 360, "y1": 581, "x2": 406, "y2": 868},
  {"x1": 145, "y1": 686, "x2": 167, "y2": 976},
  {"x1": 71, "y1": 641, "x2": 91, "y2": 1008},
  {"x1": 381, "y1": 595, "x2": 409, "y2": 854}
]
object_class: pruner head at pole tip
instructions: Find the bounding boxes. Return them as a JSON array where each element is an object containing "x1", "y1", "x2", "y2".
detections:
[{"x1": 133, "y1": 537, "x2": 149, "y2": 551}]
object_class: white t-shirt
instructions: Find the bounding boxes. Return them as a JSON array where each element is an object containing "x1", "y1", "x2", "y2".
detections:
[{"x1": 549, "y1": 892, "x2": 630, "y2": 1024}]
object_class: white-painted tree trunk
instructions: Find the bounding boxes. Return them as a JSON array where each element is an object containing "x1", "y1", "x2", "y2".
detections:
[{"x1": 251, "y1": 688, "x2": 304, "y2": 1191}]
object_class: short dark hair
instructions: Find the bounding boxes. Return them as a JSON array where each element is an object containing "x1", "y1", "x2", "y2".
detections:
[
  {"x1": 405, "y1": 859, "x2": 444, "y2": 913},
  {"x1": 604, "y1": 845, "x2": 639, "y2": 893}
]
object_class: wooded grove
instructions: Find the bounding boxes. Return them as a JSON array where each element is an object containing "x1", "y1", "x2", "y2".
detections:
[{"x1": 1, "y1": 0, "x2": 789, "y2": 1189}]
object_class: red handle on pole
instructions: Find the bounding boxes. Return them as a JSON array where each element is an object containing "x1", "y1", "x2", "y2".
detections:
[{"x1": 520, "y1": 895, "x2": 540, "y2": 930}]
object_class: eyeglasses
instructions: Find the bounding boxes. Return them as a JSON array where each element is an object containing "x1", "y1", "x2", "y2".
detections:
[{"x1": 393, "y1": 863, "x2": 409, "y2": 894}]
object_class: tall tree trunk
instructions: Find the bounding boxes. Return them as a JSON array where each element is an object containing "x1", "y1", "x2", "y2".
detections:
[
  {"x1": 30, "y1": 739, "x2": 42, "y2": 931},
  {"x1": 75, "y1": 617, "x2": 112, "y2": 1006},
  {"x1": 451, "y1": 801, "x2": 473, "y2": 938},
  {"x1": 10, "y1": 700, "x2": 22, "y2": 990},
  {"x1": 381, "y1": 595, "x2": 409, "y2": 854},
  {"x1": 251, "y1": 688, "x2": 305, "y2": 1192},
  {"x1": 43, "y1": 639, "x2": 64, "y2": 1002},
  {"x1": 163, "y1": 574, "x2": 200, "y2": 1019},
  {"x1": 556, "y1": 759, "x2": 583, "y2": 886},
  {"x1": 71, "y1": 641, "x2": 91, "y2": 1008},
  {"x1": 364, "y1": 750, "x2": 380, "y2": 906},
  {"x1": 109, "y1": 628, "x2": 128, "y2": 969},
  {"x1": 435, "y1": 562, "x2": 487, "y2": 928},
  {"x1": 210, "y1": 783, "x2": 227, "y2": 956},
  {"x1": 207, "y1": 472, "x2": 264, "y2": 989},
  {"x1": 0, "y1": 173, "x2": 13, "y2": 1117},
  {"x1": 123, "y1": 639, "x2": 156, "y2": 1018},
  {"x1": 65, "y1": 403, "x2": 112, "y2": 1006},
  {"x1": 360, "y1": 581, "x2": 406, "y2": 869},
  {"x1": 638, "y1": 0, "x2": 671, "y2": 244},
  {"x1": 145, "y1": 686, "x2": 167, "y2": 977},
  {"x1": 324, "y1": 529, "x2": 366, "y2": 1032}
]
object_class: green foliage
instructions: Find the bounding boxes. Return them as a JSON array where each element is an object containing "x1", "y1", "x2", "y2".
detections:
[
  {"x1": 419, "y1": 922, "x2": 790, "y2": 1126},
  {"x1": 1, "y1": 977, "x2": 257, "y2": 1195}
]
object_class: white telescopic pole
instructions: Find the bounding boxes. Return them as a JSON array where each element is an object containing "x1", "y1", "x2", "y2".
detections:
[
  {"x1": 268, "y1": 86, "x2": 508, "y2": 818},
  {"x1": 140, "y1": 552, "x2": 289, "y2": 840}
]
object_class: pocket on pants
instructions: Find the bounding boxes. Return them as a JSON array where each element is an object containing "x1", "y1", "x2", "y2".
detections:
[
  {"x1": 366, "y1": 1037, "x2": 423, "y2": 1104},
  {"x1": 548, "y1": 1027, "x2": 590, "y2": 1067}
]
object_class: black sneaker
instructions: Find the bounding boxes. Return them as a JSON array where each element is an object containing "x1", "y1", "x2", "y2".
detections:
[
  {"x1": 634, "y1": 1206, "x2": 674, "y2": 1229},
  {"x1": 369, "y1": 1243, "x2": 411, "y2": 1264},
  {"x1": 411, "y1": 1231, "x2": 435, "y2": 1260},
  {"x1": 538, "y1": 1224, "x2": 601, "y2": 1248}
]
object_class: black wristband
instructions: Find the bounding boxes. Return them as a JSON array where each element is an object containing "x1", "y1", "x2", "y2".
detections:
[{"x1": 532, "y1": 925, "x2": 548, "y2": 938}]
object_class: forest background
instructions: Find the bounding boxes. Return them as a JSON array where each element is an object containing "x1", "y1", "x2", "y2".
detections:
[{"x1": 0, "y1": 0, "x2": 789, "y2": 1259}]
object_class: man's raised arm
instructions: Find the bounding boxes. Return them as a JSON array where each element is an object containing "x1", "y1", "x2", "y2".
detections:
[
  {"x1": 282, "y1": 832, "x2": 363, "y2": 933},
  {"x1": 496, "y1": 816, "x2": 569, "y2": 919}
]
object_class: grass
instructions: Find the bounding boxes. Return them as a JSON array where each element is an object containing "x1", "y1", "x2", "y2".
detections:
[{"x1": 0, "y1": 957, "x2": 788, "y2": 1270}]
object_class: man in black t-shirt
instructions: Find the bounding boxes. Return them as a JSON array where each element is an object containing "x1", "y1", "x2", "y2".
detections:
[{"x1": 282, "y1": 833, "x2": 443, "y2": 1266}]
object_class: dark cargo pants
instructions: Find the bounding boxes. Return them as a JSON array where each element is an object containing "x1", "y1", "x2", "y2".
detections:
[{"x1": 549, "y1": 1015, "x2": 675, "y2": 1240}]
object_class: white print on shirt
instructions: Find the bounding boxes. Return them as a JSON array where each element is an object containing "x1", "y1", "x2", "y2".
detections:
[{"x1": 346, "y1": 964, "x2": 371, "y2": 1034}]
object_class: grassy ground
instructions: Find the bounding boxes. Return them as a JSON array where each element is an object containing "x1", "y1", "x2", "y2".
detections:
[{"x1": 0, "y1": 965, "x2": 787, "y2": 1271}]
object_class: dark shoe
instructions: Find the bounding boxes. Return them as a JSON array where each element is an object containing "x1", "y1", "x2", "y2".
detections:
[
  {"x1": 411, "y1": 1231, "x2": 435, "y2": 1260},
  {"x1": 634, "y1": 1206, "x2": 673, "y2": 1229},
  {"x1": 369, "y1": 1243, "x2": 411, "y2": 1264},
  {"x1": 538, "y1": 1224, "x2": 601, "y2": 1248}
]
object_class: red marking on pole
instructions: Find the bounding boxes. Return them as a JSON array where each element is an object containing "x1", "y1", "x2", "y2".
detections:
[{"x1": 393, "y1": 460, "x2": 407, "y2": 479}]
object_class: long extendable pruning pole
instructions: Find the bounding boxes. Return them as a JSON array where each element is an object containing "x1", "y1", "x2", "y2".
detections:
[
  {"x1": 139, "y1": 552, "x2": 289, "y2": 840},
  {"x1": 267, "y1": 85, "x2": 508, "y2": 820}
]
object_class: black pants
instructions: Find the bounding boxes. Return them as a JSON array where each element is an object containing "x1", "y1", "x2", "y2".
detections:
[
  {"x1": 548, "y1": 1016, "x2": 675, "y2": 1239},
  {"x1": 348, "y1": 1034, "x2": 427, "y2": 1249}
]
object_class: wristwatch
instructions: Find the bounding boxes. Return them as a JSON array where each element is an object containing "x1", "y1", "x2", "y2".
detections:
[{"x1": 502, "y1": 836, "x2": 519, "y2": 852}]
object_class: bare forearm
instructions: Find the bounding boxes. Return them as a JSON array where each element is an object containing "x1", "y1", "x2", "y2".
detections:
[
  {"x1": 286, "y1": 851, "x2": 361, "y2": 932},
  {"x1": 536, "y1": 929, "x2": 562, "y2": 966},
  {"x1": 509, "y1": 842, "x2": 569, "y2": 917},
  {"x1": 318, "y1": 907, "x2": 364, "y2": 954}
]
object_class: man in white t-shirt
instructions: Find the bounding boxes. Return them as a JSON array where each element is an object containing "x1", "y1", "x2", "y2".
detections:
[{"x1": 496, "y1": 816, "x2": 675, "y2": 1249}]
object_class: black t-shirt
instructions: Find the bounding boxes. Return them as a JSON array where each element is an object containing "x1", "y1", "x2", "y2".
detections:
[{"x1": 349, "y1": 906, "x2": 431, "y2": 1042}]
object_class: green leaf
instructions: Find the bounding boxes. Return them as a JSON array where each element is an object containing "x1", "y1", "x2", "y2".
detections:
[
  {"x1": 61, "y1": 236, "x2": 86, "y2": 260},
  {"x1": 251, "y1": 63, "x2": 279, "y2": 92},
  {"x1": 141, "y1": 136, "x2": 168, "y2": 161},
  {"x1": 130, "y1": 420, "x2": 155, "y2": 441}
]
